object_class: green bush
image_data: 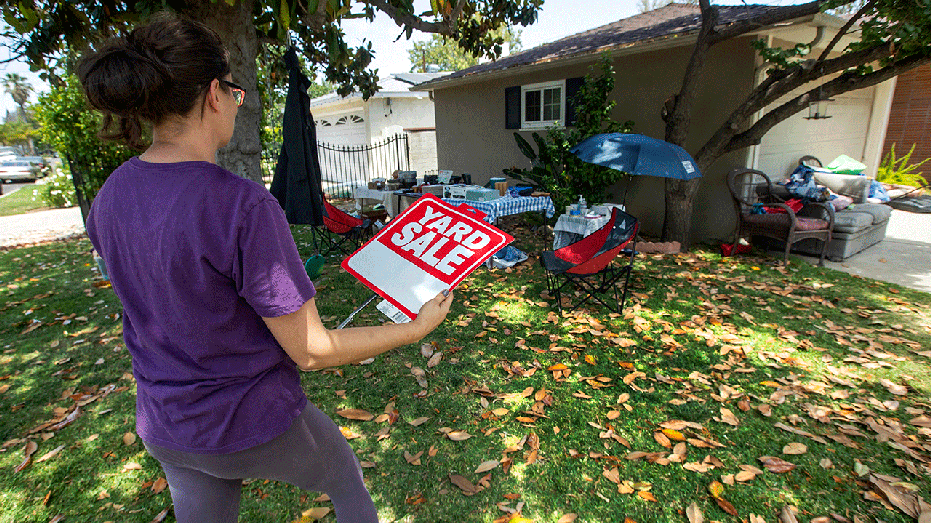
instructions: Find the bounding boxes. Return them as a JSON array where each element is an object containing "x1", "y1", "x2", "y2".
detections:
[
  {"x1": 32, "y1": 164, "x2": 77, "y2": 208},
  {"x1": 32, "y1": 75, "x2": 136, "y2": 211},
  {"x1": 877, "y1": 143, "x2": 929, "y2": 187},
  {"x1": 504, "y1": 54, "x2": 634, "y2": 213}
]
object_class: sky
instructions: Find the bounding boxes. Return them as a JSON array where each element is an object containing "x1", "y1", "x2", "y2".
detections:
[{"x1": 0, "y1": 0, "x2": 806, "y2": 116}]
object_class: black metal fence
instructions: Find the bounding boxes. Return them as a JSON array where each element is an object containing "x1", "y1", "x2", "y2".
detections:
[{"x1": 262, "y1": 133, "x2": 410, "y2": 197}]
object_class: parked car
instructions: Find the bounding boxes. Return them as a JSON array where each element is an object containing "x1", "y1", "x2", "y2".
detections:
[{"x1": 0, "y1": 160, "x2": 39, "y2": 182}]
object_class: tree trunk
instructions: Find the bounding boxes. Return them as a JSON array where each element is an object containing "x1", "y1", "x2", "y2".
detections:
[
  {"x1": 183, "y1": 0, "x2": 263, "y2": 183},
  {"x1": 663, "y1": 177, "x2": 701, "y2": 247}
]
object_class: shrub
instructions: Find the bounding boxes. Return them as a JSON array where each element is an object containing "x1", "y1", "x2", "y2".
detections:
[
  {"x1": 503, "y1": 54, "x2": 634, "y2": 214},
  {"x1": 33, "y1": 164, "x2": 77, "y2": 208},
  {"x1": 877, "y1": 143, "x2": 929, "y2": 187}
]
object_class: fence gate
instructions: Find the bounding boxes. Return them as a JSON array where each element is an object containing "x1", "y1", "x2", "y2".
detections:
[{"x1": 262, "y1": 133, "x2": 410, "y2": 198}]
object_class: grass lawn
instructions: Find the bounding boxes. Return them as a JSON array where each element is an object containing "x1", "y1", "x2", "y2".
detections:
[
  {"x1": 0, "y1": 218, "x2": 929, "y2": 523},
  {"x1": 0, "y1": 185, "x2": 51, "y2": 217}
]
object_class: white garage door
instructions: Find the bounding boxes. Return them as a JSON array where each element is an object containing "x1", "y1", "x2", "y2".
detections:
[
  {"x1": 757, "y1": 86, "x2": 875, "y2": 178},
  {"x1": 315, "y1": 113, "x2": 367, "y2": 146}
]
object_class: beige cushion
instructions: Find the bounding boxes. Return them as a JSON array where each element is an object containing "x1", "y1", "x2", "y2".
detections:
[{"x1": 812, "y1": 171, "x2": 871, "y2": 202}]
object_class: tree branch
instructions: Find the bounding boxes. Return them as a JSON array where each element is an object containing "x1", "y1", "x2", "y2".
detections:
[
  {"x1": 362, "y1": 0, "x2": 454, "y2": 35},
  {"x1": 664, "y1": 0, "x2": 717, "y2": 146},
  {"x1": 721, "y1": 54, "x2": 931, "y2": 157},
  {"x1": 709, "y1": 0, "x2": 826, "y2": 44},
  {"x1": 816, "y1": 0, "x2": 877, "y2": 62}
]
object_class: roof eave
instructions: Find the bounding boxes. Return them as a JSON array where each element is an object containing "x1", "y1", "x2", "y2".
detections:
[{"x1": 415, "y1": 12, "x2": 848, "y2": 92}]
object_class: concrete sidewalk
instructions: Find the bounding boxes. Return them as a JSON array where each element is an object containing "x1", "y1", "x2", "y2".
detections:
[
  {"x1": 795, "y1": 208, "x2": 931, "y2": 294},
  {"x1": 0, "y1": 206, "x2": 85, "y2": 249}
]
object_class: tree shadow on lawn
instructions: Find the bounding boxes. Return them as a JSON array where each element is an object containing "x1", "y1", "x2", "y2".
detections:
[
  {"x1": 1, "y1": 235, "x2": 928, "y2": 523},
  {"x1": 303, "y1": 247, "x2": 931, "y2": 523}
]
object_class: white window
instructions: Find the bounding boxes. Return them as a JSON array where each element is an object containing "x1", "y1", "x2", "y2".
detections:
[{"x1": 521, "y1": 80, "x2": 565, "y2": 129}]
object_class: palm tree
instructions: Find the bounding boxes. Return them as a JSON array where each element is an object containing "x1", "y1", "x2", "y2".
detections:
[{"x1": 4, "y1": 73, "x2": 33, "y2": 123}]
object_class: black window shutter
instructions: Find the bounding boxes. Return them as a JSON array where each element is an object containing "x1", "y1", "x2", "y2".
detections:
[
  {"x1": 565, "y1": 77, "x2": 584, "y2": 126},
  {"x1": 505, "y1": 86, "x2": 521, "y2": 129}
]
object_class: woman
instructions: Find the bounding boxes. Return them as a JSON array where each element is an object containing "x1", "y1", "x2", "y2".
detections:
[{"x1": 78, "y1": 13, "x2": 452, "y2": 523}]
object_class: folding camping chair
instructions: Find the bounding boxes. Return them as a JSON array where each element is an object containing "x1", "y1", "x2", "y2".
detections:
[
  {"x1": 311, "y1": 199, "x2": 374, "y2": 257},
  {"x1": 541, "y1": 207, "x2": 639, "y2": 313}
]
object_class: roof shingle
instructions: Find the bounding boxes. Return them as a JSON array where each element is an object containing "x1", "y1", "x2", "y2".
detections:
[{"x1": 419, "y1": 3, "x2": 786, "y2": 86}]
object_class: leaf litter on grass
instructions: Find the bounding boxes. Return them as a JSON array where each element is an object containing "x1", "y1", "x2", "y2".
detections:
[{"x1": 3, "y1": 236, "x2": 931, "y2": 522}]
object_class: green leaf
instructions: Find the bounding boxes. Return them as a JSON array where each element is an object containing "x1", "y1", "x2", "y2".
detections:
[
  {"x1": 278, "y1": 0, "x2": 291, "y2": 40},
  {"x1": 513, "y1": 132, "x2": 537, "y2": 161}
]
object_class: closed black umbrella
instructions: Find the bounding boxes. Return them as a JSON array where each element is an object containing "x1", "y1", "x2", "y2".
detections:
[{"x1": 270, "y1": 47, "x2": 325, "y2": 226}]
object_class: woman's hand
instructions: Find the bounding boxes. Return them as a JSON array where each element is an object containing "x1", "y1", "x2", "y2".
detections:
[{"x1": 413, "y1": 290, "x2": 454, "y2": 337}]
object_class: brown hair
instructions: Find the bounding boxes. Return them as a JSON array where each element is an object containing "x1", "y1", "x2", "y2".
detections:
[{"x1": 77, "y1": 12, "x2": 231, "y2": 150}]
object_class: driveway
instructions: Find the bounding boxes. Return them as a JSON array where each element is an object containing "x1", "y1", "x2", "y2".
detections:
[{"x1": 795, "y1": 208, "x2": 931, "y2": 294}]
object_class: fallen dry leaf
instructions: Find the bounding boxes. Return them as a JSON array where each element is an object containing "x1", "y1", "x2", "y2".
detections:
[
  {"x1": 475, "y1": 460, "x2": 499, "y2": 474},
  {"x1": 782, "y1": 442, "x2": 807, "y2": 455},
  {"x1": 339, "y1": 427, "x2": 362, "y2": 440},
  {"x1": 407, "y1": 416, "x2": 430, "y2": 426},
  {"x1": 759, "y1": 456, "x2": 796, "y2": 473},
  {"x1": 686, "y1": 502, "x2": 704, "y2": 523},
  {"x1": 35, "y1": 445, "x2": 65, "y2": 463},
  {"x1": 637, "y1": 491, "x2": 657, "y2": 502},
  {"x1": 879, "y1": 379, "x2": 908, "y2": 396},
  {"x1": 449, "y1": 474, "x2": 482, "y2": 496},
  {"x1": 404, "y1": 450, "x2": 423, "y2": 465},
  {"x1": 708, "y1": 481, "x2": 724, "y2": 499},
  {"x1": 716, "y1": 408, "x2": 739, "y2": 426},
  {"x1": 336, "y1": 409, "x2": 374, "y2": 421},
  {"x1": 714, "y1": 497, "x2": 738, "y2": 517},
  {"x1": 152, "y1": 477, "x2": 168, "y2": 494},
  {"x1": 779, "y1": 505, "x2": 799, "y2": 523},
  {"x1": 556, "y1": 514, "x2": 578, "y2": 523},
  {"x1": 447, "y1": 430, "x2": 473, "y2": 441},
  {"x1": 293, "y1": 507, "x2": 331, "y2": 522},
  {"x1": 14, "y1": 440, "x2": 38, "y2": 473},
  {"x1": 123, "y1": 432, "x2": 137, "y2": 446}
]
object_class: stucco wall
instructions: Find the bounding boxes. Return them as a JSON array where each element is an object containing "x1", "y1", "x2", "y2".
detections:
[
  {"x1": 433, "y1": 37, "x2": 757, "y2": 241},
  {"x1": 366, "y1": 97, "x2": 436, "y2": 141}
]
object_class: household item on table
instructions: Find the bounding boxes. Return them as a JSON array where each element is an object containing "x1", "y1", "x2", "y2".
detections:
[
  {"x1": 398, "y1": 170, "x2": 417, "y2": 188},
  {"x1": 495, "y1": 181, "x2": 508, "y2": 196},
  {"x1": 368, "y1": 178, "x2": 386, "y2": 190},
  {"x1": 438, "y1": 170, "x2": 454, "y2": 184},
  {"x1": 424, "y1": 174, "x2": 438, "y2": 185},
  {"x1": 421, "y1": 185, "x2": 445, "y2": 196},
  {"x1": 486, "y1": 177, "x2": 506, "y2": 189},
  {"x1": 727, "y1": 168, "x2": 833, "y2": 266},
  {"x1": 443, "y1": 185, "x2": 500, "y2": 201},
  {"x1": 461, "y1": 173, "x2": 472, "y2": 185},
  {"x1": 541, "y1": 207, "x2": 639, "y2": 314}
]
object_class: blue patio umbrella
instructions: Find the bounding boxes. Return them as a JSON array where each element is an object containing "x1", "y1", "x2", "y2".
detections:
[{"x1": 569, "y1": 133, "x2": 701, "y2": 180}]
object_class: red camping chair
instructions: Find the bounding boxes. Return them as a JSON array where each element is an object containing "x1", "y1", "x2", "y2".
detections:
[
  {"x1": 541, "y1": 207, "x2": 639, "y2": 313},
  {"x1": 311, "y1": 199, "x2": 373, "y2": 257}
]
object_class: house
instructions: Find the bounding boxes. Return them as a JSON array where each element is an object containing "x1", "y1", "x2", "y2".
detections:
[
  {"x1": 882, "y1": 65, "x2": 931, "y2": 184},
  {"x1": 309, "y1": 72, "x2": 448, "y2": 175},
  {"x1": 415, "y1": 4, "x2": 896, "y2": 242}
]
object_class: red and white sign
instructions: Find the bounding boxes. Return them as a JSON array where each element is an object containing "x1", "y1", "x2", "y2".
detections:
[{"x1": 342, "y1": 194, "x2": 513, "y2": 320}]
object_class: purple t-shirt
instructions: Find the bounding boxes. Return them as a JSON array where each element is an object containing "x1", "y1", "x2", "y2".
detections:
[{"x1": 86, "y1": 157, "x2": 316, "y2": 454}]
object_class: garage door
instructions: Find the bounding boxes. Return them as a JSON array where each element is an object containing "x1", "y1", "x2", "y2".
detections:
[
  {"x1": 315, "y1": 113, "x2": 367, "y2": 146},
  {"x1": 757, "y1": 86, "x2": 875, "y2": 178}
]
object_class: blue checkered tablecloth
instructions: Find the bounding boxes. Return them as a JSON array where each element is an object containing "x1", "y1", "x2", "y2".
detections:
[{"x1": 441, "y1": 195, "x2": 556, "y2": 223}]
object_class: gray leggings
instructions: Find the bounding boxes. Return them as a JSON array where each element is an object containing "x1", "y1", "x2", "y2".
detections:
[{"x1": 144, "y1": 403, "x2": 378, "y2": 523}]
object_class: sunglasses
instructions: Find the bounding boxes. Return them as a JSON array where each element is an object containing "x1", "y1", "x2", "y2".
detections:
[{"x1": 221, "y1": 80, "x2": 246, "y2": 107}]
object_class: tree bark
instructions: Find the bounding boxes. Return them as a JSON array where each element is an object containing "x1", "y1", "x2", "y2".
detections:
[
  {"x1": 183, "y1": 0, "x2": 263, "y2": 183},
  {"x1": 662, "y1": 0, "x2": 717, "y2": 248}
]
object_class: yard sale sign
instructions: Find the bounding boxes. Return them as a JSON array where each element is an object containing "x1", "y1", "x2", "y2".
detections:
[{"x1": 342, "y1": 194, "x2": 513, "y2": 321}]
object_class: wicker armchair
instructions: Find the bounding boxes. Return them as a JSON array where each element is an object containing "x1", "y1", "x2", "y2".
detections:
[{"x1": 727, "y1": 168, "x2": 835, "y2": 266}]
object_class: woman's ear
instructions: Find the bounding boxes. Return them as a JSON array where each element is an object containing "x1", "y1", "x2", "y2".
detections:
[{"x1": 204, "y1": 78, "x2": 222, "y2": 113}]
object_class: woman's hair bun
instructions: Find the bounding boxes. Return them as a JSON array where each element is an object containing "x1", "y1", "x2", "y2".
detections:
[
  {"x1": 78, "y1": 38, "x2": 171, "y2": 121},
  {"x1": 76, "y1": 12, "x2": 230, "y2": 150}
]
